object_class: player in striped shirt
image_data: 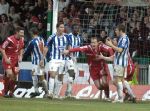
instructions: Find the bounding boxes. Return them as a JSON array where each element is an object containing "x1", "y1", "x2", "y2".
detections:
[
  {"x1": 64, "y1": 24, "x2": 82, "y2": 97},
  {"x1": 112, "y1": 37, "x2": 136, "y2": 103},
  {"x1": 24, "y1": 27, "x2": 49, "y2": 98},
  {"x1": 98, "y1": 25, "x2": 130, "y2": 103},
  {"x1": 44, "y1": 22, "x2": 70, "y2": 98}
]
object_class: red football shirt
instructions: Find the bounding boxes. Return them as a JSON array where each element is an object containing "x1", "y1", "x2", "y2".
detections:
[{"x1": 1, "y1": 35, "x2": 24, "y2": 58}]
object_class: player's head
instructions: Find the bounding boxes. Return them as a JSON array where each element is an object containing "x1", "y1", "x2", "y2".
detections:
[
  {"x1": 30, "y1": 27, "x2": 39, "y2": 37},
  {"x1": 100, "y1": 30, "x2": 107, "y2": 38},
  {"x1": 15, "y1": 26, "x2": 24, "y2": 39},
  {"x1": 72, "y1": 24, "x2": 80, "y2": 35},
  {"x1": 112, "y1": 37, "x2": 118, "y2": 46},
  {"x1": 56, "y1": 22, "x2": 65, "y2": 35},
  {"x1": 90, "y1": 37, "x2": 99, "y2": 49},
  {"x1": 115, "y1": 24, "x2": 126, "y2": 37}
]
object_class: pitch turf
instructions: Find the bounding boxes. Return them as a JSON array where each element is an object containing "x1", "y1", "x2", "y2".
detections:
[{"x1": 0, "y1": 97, "x2": 150, "y2": 111}]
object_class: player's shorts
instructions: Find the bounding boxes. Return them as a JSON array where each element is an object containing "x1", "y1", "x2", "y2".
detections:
[
  {"x1": 2, "y1": 57, "x2": 19, "y2": 75},
  {"x1": 48, "y1": 59, "x2": 65, "y2": 74},
  {"x1": 65, "y1": 59, "x2": 75, "y2": 70},
  {"x1": 113, "y1": 65, "x2": 125, "y2": 77},
  {"x1": 32, "y1": 64, "x2": 45, "y2": 76},
  {"x1": 89, "y1": 66, "x2": 103, "y2": 81}
]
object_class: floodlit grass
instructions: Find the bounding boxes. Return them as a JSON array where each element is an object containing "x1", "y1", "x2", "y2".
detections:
[{"x1": 0, "y1": 97, "x2": 150, "y2": 111}]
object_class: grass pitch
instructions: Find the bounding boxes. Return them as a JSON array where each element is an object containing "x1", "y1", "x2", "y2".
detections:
[{"x1": 0, "y1": 97, "x2": 150, "y2": 111}]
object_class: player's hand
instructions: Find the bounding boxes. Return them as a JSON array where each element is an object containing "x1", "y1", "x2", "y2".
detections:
[
  {"x1": 18, "y1": 55, "x2": 23, "y2": 62},
  {"x1": 96, "y1": 53, "x2": 104, "y2": 60},
  {"x1": 39, "y1": 60, "x2": 44, "y2": 68},
  {"x1": 106, "y1": 38, "x2": 113, "y2": 47},
  {"x1": 63, "y1": 50, "x2": 69, "y2": 55},
  {"x1": 6, "y1": 58, "x2": 11, "y2": 64}
]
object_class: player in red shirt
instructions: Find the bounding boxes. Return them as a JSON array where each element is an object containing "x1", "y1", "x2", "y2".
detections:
[
  {"x1": 1, "y1": 26, "x2": 24, "y2": 97},
  {"x1": 63, "y1": 37, "x2": 114, "y2": 99}
]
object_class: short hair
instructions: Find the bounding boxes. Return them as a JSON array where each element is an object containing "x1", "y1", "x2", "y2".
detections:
[
  {"x1": 30, "y1": 27, "x2": 39, "y2": 35},
  {"x1": 15, "y1": 26, "x2": 24, "y2": 33},
  {"x1": 56, "y1": 22, "x2": 64, "y2": 28},
  {"x1": 116, "y1": 24, "x2": 126, "y2": 33},
  {"x1": 90, "y1": 36, "x2": 99, "y2": 42}
]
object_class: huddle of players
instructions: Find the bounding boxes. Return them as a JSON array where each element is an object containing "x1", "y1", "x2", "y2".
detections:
[{"x1": 1, "y1": 22, "x2": 136, "y2": 103}]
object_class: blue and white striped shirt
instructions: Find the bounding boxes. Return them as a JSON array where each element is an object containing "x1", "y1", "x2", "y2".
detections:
[
  {"x1": 114, "y1": 35, "x2": 130, "y2": 67},
  {"x1": 67, "y1": 33, "x2": 82, "y2": 58},
  {"x1": 24, "y1": 36, "x2": 45, "y2": 65},
  {"x1": 46, "y1": 33, "x2": 70, "y2": 60}
]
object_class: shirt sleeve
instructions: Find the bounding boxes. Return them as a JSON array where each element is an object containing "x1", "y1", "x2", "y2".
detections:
[
  {"x1": 24, "y1": 40, "x2": 34, "y2": 57},
  {"x1": 100, "y1": 44, "x2": 114, "y2": 56},
  {"x1": 69, "y1": 45, "x2": 88, "y2": 53},
  {"x1": 46, "y1": 35, "x2": 53, "y2": 47},
  {"x1": 1, "y1": 38, "x2": 10, "y2": 49},
  {"x1": 118, "y1": 38, "x2": 128, "y2": 49}
]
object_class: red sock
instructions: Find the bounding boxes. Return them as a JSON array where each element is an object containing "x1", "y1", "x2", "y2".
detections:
[
  {"x1": 4, "y1": 76, "x2": 10, "y2": 95},
  {"x1": 104, "y1": 85, "x2": 109, "y2": 98},
  {"x1": 9, "y1": 79, "x2": 16, "y2": 95}
]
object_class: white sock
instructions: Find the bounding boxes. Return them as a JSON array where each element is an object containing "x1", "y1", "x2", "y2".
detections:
[
  {"x1": 124, "y1": 80, "x2": 135, "y2": 98},
  {"x1": 66, "y1": 82, "x2": 72, "y2": 95},
  {"x1": 41, "y1": 79, "x2": 49, "y2": 94},
  {"x1": 54, "y1": 80, "x2": 62, "y2": 96},
  {"x1": 32, "y1": 76, "x2": 39, "y2": 93},
  {"x1": 49, "y1": 77, "x2": 55, "y2": 94},
  {"x1": 117, "y1": 82, "x2": 123, "y2": 100}
]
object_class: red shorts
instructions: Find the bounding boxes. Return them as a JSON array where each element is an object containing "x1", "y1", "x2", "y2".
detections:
[
  {"x1": 89, "y1": 66, "x2": 109, "y2": 81},
  {"x1": 125, "y1": 64, "x2": 135, "y2": 81},
  {"x1": 2, "y1": 57, "x2": 19, "y2": 75}
]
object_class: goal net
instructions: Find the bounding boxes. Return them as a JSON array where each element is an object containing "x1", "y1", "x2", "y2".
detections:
[{"x1": 58, "y1": 0, "x2": 150, "y2": 63}]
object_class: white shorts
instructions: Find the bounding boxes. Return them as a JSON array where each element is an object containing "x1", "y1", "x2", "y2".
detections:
[
  {"x1": 113, "y1": 65, "x2": 125, "y2": 77},
  {"x1": 48, "y1": 59, "x2": 65, "y2": 74},
  {"x1": 65, "y1": 60, "x2": 75, "y2": 70},
  {"x1": 32, "y1": 65, "x2": 45, "y2": 76}
]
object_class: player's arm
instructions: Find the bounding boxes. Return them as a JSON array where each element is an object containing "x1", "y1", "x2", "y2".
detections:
[
  {"x1": 97, "y1": 53, "x2": 114, "y2": 62},
  {"x1": 63, "y1": 45, "x2": 88, "y2": 55},
  {"x1": 1, "y1": 39, "x2": 11, "y2": 64},
  {"x1": 19, "y1": 49, "x2": 24, "y2": 62},
  {"x1": 101, "y1": 44, "x2": 114, "y2": 56},
  {"x1": 106, "y1": 38, "x2": 123, "y2": 53},
  {"x1": 19, "y1": 39, "x2": 25, "y2": 62},
  {"x1": 43, "y1": 36, "x2": 53, "y2": 59},
  {"x1": 23, "y1": 41, "x2": 33, "y2": 60}
]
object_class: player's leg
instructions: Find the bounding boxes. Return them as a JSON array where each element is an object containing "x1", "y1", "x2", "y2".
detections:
[
  {"x1": 101, "y1": 75, "x2": 110, "y2": 99},
  {"x1": 38, "y1": 70, "x2": 49, "y2": 98},
  {"x1": 53, "y1": 61, "x2": 65, "y2": 98},
  {"x1": 3, "y1": 71, "x2": 10, "y2": 96},
  {"x1": 9, "y1": 66, "x2": 19, "y2": 97},
  {"x1": 123, "y1": 79, "x2": 136, "y2": 103},
  {"x1": 48, "y1": 60, "x2": 59, "y2": 98},
  {"x1": 90, "y1": 68, "x2": 104, "y2": 100},
  {"x1": 4, "y1": 68, "x2": 15, "y2": 97},
  {"x1": 65, "y1": 60, "x2": 75, "y2": 97},
  {"x1": 112, "y1": 65, "x2": 124, "y2": 103},
  {"x1": 102, "y1": 64, "x2": 111, "y2": 99},
  {"x1": 30, "y1": 65, "x2": 40, "y2": 97},
  {"x1": 123, "y1": 67, "x2": 136, "y2": 102}
]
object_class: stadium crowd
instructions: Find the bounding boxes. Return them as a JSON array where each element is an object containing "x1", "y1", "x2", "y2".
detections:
[{"x1": 0, "y1": 0, "x2": 150, "y2": 58}]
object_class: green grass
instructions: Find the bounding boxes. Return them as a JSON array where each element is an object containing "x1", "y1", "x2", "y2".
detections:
[{"x1": 0, "y1": 97, "x2": 150, "y2": 111}]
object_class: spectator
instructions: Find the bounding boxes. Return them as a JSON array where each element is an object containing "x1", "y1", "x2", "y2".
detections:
[
  {"x1": 8, "y1": 6, "x2": 21, "y2": 23},
  {"x1": 0, "y1": 14, "x2": 14, "y2": 44},
  {"x1": 58, "y1": 0, "x2": 70, "y2": 12},
  {"x1": 0, "y1": 0, "x2": 9, "y2": 15}
]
